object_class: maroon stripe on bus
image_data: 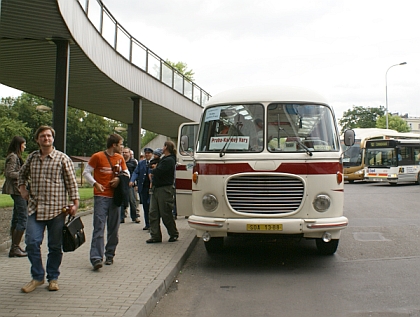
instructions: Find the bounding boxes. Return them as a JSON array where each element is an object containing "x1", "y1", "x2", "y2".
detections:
[
  {"x1": 175, "y1": 178, "x2": 192, "y2": 190},
  {"x1": 193, "y1": 162, "x2": 343, "y2": 175},
  {"x1": 176, "y1": 165, "x2": 188, "y2": 171}
]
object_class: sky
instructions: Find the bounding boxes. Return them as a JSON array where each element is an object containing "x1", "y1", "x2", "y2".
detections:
[{"x1": 1, "y1": 0, "x2": 419, "y2": 119}]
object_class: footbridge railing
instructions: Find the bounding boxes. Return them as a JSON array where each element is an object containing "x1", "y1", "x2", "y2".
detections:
[{"x1": 77, "y1": 0, "x2": 211, "y2": 106}]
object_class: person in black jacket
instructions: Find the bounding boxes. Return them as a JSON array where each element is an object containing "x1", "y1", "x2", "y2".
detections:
[{"x1": 146, "y1": 141, "x2": 179, "y2": 243}]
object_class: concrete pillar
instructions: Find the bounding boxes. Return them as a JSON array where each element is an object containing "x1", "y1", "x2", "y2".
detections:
[
  {"x1": 52, "y1": 39, "x2": 70, "y2": 153},
  {"x1": 131, "y1": 97, "x2": 142, "y2": 159}
]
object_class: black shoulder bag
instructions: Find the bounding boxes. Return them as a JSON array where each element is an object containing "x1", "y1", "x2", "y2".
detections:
[
  {"x1": 104, "y1": 152, "x2": 129, "y2": 207},
  {"x1": 62, "y1": 214, "x2": 86, "y2": 252}
]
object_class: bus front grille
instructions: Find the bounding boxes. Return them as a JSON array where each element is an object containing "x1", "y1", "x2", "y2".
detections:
[{"x1": 226, "y1": 175, "x2": 304, "y2": 214}]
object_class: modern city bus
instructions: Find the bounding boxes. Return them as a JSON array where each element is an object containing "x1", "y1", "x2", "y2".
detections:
[
  {"x1": 364, "y1": 139, "x2": 420, "y2": 184},
  {"x1": 176, "y1": 86, "x2": 355, "y2": 255},
  {"x1": 341, "y1": 128, "x2": 420, "y2": 183}
]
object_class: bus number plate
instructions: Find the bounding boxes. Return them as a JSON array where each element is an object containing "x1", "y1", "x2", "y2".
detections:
[{"x1": 247, "y1": 224, "x2": 283, "y2": 231}]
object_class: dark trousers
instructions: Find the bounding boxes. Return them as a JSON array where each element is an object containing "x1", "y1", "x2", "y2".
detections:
[
  {"x1": 139, "y1": 187, "x2": 150, "y2": 227},
  {"x1": 149, "y1": 185, "x2": 178, "y2": 241},
  {"x1": 120, "y1": 187, "x2": 139, "y2": 221}
]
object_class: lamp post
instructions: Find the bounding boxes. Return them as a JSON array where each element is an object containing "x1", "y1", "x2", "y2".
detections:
[{"x1": 385, "y1": 62, "x2": 407, "y2": 129}]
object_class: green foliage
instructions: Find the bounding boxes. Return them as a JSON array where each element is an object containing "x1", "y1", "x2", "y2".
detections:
[
  {"x1": 0, "y1": 99, "x2": 32, "y2": 158},
  {"x1": 339, "y1": 106, "x2": 385, "y2": 134},
  {"x1": 165, "y1": 60, "x2": 195, "y2": 81},
  {"x1": 376, "y1": 115, "x2": 410, "y2": 132},
  {"x1": 0, "y1": 93, "x2": 130, "y2": 157},
  {"x1": 141, "y1": 130, "x2": 158, "y2": 147},
  {"x1": 0, "y1": 187, "x2": 94, "y2": 208}
]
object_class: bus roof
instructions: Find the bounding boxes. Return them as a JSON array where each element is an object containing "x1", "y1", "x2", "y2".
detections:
[
  {"x1": 341, "y1": 128, "x2": 420, "y2": 141},
  {"x1": 366, "y1": 138, "x2": 420, "y2": 146},
  {"x1": 206, "y1": 86, "x2": 329, "y2": 107}
]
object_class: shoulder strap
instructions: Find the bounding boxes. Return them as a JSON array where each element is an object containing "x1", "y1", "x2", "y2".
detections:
[{"x1": 104, "y1": 151, "x2": 113, "y2": 169}]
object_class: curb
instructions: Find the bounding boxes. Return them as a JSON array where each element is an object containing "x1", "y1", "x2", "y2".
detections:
[{"x1": 123, "y1": 230, "x2": 198, "y2": 317}]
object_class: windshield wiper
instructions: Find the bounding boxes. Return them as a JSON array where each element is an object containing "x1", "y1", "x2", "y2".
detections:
[
  {"x1": 219, "y1": 115, "x2": 243, "y2": 157},
  {"x1": 277, "y1": 113, "x2": 312, "y2": 156}
]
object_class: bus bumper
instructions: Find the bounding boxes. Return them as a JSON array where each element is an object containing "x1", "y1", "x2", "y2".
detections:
[{"x1": 188, "y1": 215, "x2": 348, "y2": 239}]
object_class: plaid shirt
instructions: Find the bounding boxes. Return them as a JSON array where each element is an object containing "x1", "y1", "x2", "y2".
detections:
[{"x1": 18, "y1": 149, "x2": 80, "y2": 221}]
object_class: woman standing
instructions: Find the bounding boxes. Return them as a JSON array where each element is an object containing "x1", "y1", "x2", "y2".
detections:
[{"x1": 2, "y1": 136, "x2": 28, "y2": 257}]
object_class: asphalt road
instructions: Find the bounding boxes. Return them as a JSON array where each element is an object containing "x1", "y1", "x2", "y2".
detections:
[{"x1": 151, "y1": 181, "x2": 420, "y2": 317}]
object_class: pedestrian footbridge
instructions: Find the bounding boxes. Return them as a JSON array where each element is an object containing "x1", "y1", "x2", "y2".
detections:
[{"x1": 0, "y1": 0, "x2": 210, "y2": 154}]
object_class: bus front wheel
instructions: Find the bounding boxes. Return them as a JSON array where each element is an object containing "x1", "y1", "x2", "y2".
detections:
[
  {"x1": 315, "y1": 238, "x2": 339, "y2": 255},
  {"x1": 204, "y1": 237, "x2": 224, "y2": 253},
  {"x1": 416, "y1": 173, "x2": 420, "y2": 185}
]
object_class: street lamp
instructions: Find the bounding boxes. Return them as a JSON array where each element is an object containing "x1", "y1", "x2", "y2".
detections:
[{"x1": 385, "y1": 62, "x2": 407, "y2": 129}]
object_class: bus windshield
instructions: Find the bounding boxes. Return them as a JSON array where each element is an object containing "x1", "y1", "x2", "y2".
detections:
[
  {"x1": 366, "y1": 147, "x2": 398, "y2": 167},
  {"x1": 197, "y1": 103, "x2": 339, "y2": 153},
  {"x1": 342, "y1": 140, "x2": 362, "y2": 166}
]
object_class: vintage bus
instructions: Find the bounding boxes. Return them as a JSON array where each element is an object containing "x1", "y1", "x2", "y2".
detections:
[
  {"x1": 341, "y1": 128, "x2": 420, "y2": 183},
  {"x1": 364, "y1": 139, "x2": 420, "y2": 184},
  {"x1": 176, "y1": 86, "x2": 355, "y2": 255}
]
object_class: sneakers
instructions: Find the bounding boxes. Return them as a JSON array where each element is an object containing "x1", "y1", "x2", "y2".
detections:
[
  {"x1": 92, "y1": 260, "x2": 103, "y2": 271},
  {"x1": 21, "y1": 279, "x2": 44, "y2": 293},
  {"x1": 105, "y1": 257, "x2": 113, "y2": 265},
  {"x1": 133, "y1": 218, "x2": 141, "y2": 223},
  {"x1": 48, "y1": 280, "x2": 59, "y2": 291}
]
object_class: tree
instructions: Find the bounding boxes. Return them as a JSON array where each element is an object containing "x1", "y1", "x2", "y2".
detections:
[
  {"x1": 376, "y1": 115, "x2": 410, "y2": 132},
  {"x1": 141, "y1": 130, "x2": 157, "y2": 147},
  {"x1": 0, "y1": 103, "x2": 31, "y2": 158},
  {"x1": 0, "y1": 93, "x2": 128, "y2": 157},
  {"x1": 339, "y1": 106, "x2": 385, "y2": 133},
  {"x1": 165, "y1": 60, "x2": 195, "y2": 81}
]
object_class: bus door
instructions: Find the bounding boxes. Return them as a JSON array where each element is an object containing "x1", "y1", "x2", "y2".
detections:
[{"x1": 176, "y1": 122, "x2": 198, "y2": 217}]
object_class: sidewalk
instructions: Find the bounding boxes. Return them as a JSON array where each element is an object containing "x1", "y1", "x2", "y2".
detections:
[{"x1": 0, "y1": 210, "x2": 197, "y2": 317}]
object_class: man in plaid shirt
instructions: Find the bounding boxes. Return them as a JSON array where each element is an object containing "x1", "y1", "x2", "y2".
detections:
[{"x1": 18, "y1": 125, "x2": 80, "y2": 293}]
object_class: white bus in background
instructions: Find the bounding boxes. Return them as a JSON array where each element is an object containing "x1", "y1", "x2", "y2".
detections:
[
  {"x1": 341, "y1": 128, "x2": 420, "y2": 183},
  {"x1": 365, "y1": 139, "x2": 420, "y2": 185},
  {"x1": 176, "y1": 86, "x2": 355, "y2": 255}
]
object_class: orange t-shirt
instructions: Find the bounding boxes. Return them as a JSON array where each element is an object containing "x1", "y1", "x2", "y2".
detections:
[{"x1": 88, "y1": 151, "x2": 127, "y2": 198}]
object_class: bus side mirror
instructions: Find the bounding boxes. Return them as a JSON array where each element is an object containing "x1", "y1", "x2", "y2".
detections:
[{"x1": 343, "y1": 129, "x2": 355, "y2": 146}]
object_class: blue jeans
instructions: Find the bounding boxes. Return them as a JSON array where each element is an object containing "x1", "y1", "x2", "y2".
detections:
[
  {"x1": 11, "y1": 194, "x2": 28, "y2": 231},
  {"x1": 90, "y1": 196, "x2": 120, "y2": 264},
  {"x1": 25, "y1": 212, "x2": 66, "y2": 282}
]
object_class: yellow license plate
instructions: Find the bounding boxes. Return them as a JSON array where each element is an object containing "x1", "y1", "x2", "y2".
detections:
[{"x1": 247, "y1": 224, "x2": 283, "y2": 231}]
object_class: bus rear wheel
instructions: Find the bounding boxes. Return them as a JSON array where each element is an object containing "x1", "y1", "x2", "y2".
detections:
[
  {"x1": 315, "y1": 238, "x2": 339, "y2": 255},
  {"x1": 204, "y1": 237, "x2": 224, "y2": 253},
  {"x1": 416, "y1": 173, "x2": 420, "y2": 185}
]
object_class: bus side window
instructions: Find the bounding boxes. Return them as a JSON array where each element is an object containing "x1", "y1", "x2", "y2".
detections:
[{"x1": 416, "y1": 151, "x2": 420, "y2": 165}]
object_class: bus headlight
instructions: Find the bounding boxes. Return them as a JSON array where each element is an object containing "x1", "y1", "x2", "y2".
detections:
[
  {"x1": 202, "y1": 194, "x2": 218, "y2": 212},
  {"x1": 313, "y1": 194, "x2": 331, "y2": 212}
]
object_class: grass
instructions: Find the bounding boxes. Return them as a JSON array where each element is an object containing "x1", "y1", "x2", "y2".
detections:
[{"x1": 0, "y1": 187, "x2": 94, "y2": 208}]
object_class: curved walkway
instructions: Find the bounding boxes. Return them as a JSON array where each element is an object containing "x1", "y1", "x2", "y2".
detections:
[{"x1": 0, "y1": 0, "x2": 208, "y2": 137}]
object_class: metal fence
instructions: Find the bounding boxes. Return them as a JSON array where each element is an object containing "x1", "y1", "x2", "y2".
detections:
[{"x1": 77, "y1": 0, "x2": 211, "y2": 106}]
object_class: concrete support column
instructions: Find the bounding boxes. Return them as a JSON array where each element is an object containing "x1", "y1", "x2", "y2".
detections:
[
  {"x1": 52, "y1": 39, "x2": 70, "y2": 153},
  {"x1": 131, "y1": 97, "x2": 142, "y2": 159}
]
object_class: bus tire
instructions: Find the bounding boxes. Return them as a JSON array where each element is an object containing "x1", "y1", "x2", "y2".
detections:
[
  {"x1": 416, "y1": 173, "x2": 420, "y2": 185},
  {"x1": 348, "y1": 180, "x2": 355, "y2": 184},
  {"x1": 315, "y1": 238, "x2": 339, "y2": 255},
  {"x1": 204, "y1": 237, "x2": 224, "y2": 253}
]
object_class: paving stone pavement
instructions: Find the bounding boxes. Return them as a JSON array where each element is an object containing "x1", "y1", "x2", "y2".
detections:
[{"x1": 0, "y1": 210, "x2": 197, "y2": 317}]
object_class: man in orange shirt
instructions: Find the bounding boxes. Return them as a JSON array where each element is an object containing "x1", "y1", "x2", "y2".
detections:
[{"x1": 83, "y1": 134, "x2": 128, "y2": 270}]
